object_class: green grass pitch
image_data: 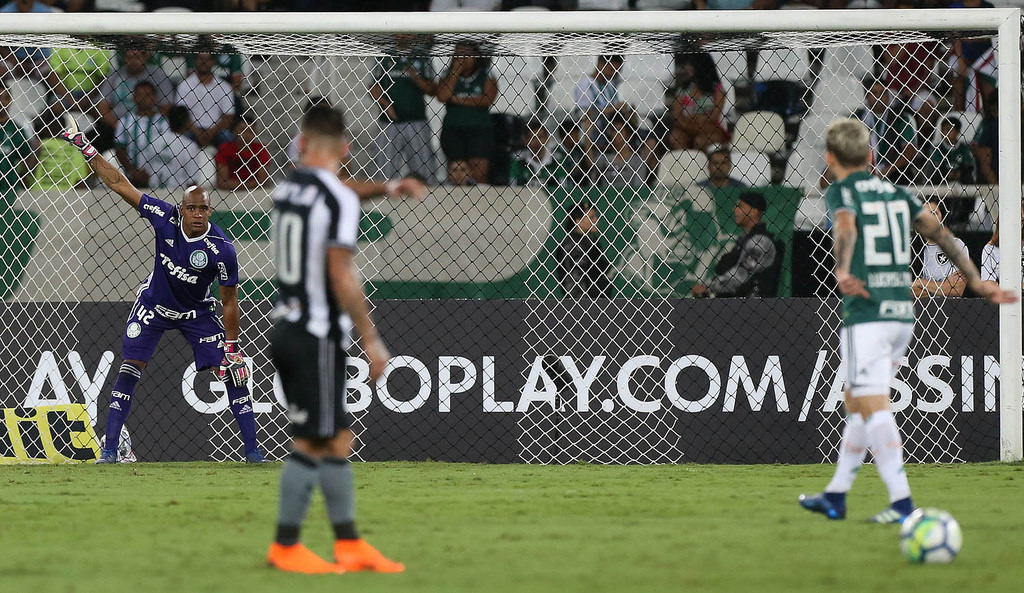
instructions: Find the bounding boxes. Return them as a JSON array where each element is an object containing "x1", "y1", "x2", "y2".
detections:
[{"x1": 2, "y1": 462, "x2": 1022, "y2": 593}]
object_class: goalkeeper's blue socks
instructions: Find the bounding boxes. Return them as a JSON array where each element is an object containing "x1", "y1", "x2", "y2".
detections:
[
  {"x1": 226, "y1": 384, "x2": 260, "y2": 455},
  {"x1": 104, "y1": 361, "x2": 142, "y2": 451}
]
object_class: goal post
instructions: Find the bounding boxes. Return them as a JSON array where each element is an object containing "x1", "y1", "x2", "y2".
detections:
[{"x1": 0, "y1": 8, "x2": 1019, "y2": 463}]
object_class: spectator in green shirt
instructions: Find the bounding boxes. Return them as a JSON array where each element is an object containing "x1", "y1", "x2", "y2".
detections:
[
  {"x1": 30, "y1": 108, "x2": 91, "y2": 191},
  {"x1": 368, "y1": 34, "x2": 440, "y2": 183},
  {"x1": 437, "y1": 41, "x2": 498, "y2": 186},
  {"x1": 47, "y1": 47, "x2": 111, "y2": 114},
  {"x1": 853, "y1": 78, "x2": 920, "y2": 186},
  {"x1": 509, "y1": 119, "x2": 566, "y2": 188},
  {"x1": 0, "y1": 84, "x2": 37, "y2": 209},
  {"x1": 928, "y1": 115, "x2": 975, "y2": 185}
]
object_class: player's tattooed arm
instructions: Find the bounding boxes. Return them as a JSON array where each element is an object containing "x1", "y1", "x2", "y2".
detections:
[
  {"x1": 917, "y1": 213, "x2": 1017, "y2": 304},
  {"x1": 88, "y1": 153, "x2": 144, "y2": 209}
]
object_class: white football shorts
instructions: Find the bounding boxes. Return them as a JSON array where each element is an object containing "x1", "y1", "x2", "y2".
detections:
[{"x1": 839, "y1": 321, "x2": 915, "y2": 397}]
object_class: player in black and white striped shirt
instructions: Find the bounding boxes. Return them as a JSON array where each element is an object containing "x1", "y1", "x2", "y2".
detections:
[{"x1": 266, "y1": 105, "x2": 409, "y2": 574}]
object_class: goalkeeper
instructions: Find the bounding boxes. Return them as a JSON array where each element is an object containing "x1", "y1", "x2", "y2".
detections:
[{"x1": 59, "y1": 122, "x2": 266, "y2": 464}]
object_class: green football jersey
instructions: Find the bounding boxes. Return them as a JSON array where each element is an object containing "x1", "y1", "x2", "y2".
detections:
[{"x1": 825, "y1": 170, "x2": 924, "y2": 326}]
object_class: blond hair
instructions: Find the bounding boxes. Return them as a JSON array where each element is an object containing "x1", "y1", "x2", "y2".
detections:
[{"x1": 825, "y1": 118, "x2": 870, "y2": 168}]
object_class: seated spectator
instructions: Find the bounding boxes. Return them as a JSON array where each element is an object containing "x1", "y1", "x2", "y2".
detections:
[
  {"x1": 574, "y1": 54, "x2": 625, "y2": 149},
  {"x1": 691, "y1": 191, "x2": 782, "y2": 298},
  {"x1": 215, "y1": 115, "x2": 270, "y2": 191},
  {"x1": 141, "y1": 105, "x2": 210, "y2": 189},
  {"x1": 854, "y1": 78, "x2": 919, "y2": 185},
  {"x1": 665, "y1": 52, "x2": 729, "y2": 152},
  {"x1": 591, "y1": 111, "x2": 650, "y2": 190},
  {"x1": 175, "y1": 52, "x2": 235, "y2": 148},
  {"x1": 509, "y1": 119, "x2": 564, "y2": 188},
  {"x1": 187, "y1": 35, "x2": 246, "y2": 117},
  {"x1": 880, "y1": 38, "x2": 939, "y2": 146},
  {"x1": 0, "y1": 0, "x2": 53, "y2": 83},
  {"x1": 94, "y1": 48, "x2": 175, "y2": 153},
  {"x1": 697, "y1": 146, "x2": 747, "y2": 190},
  {"x1": 30, "y1": 108, "x2": 91, "y2": 191},
  {"x1": 0, "y1": 83, "x2": 37, "y2": 209},
  {"x1": 947, "y1": 0, "x2": 995, "y2": 113},
  {"x1": 913, "y1": 198, "x2": 967, "y2": 298},
  {"x1": 437, "y1": 41, "x2": 498, "y2": 185},
  {"x1": 47, "y1": 47, "x2": 111, "y2": 114},
  {"x1": 980, "y1": 210, "x2": 1024, "y2": 294},
  {"x1": 555, "y1": 118, "x2": 593, "y2": 187},
  {"x1": 556, "y1": 201, "x2": 611, "y2": 299},
  {"x1": 114, "y1": 81, "x2": 169, "y2": 188},
  {"x1": 368, "y1": 34, "x2": 439, "y2": 183},
  {"x1": 928, "y1": 116, "x2": 975, "y2": 185},
  {"x1": 971, "y1": 91, "x2": 998, "y2": 185}
]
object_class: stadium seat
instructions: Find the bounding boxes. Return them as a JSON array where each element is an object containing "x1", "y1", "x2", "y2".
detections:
[
  {"x1": 658, "y1": 149, "x2": 708, "y2": 188},
  {"x1": 9, "y1": 78, "x2": 47, "y2": 132},
  {"x1": 783, "y1": 137, "x2": 825, "y2": 194},
  {"x1": 755, "y1": 49, "x2": 808, "y2": 83},
  {"x1": 731, "y1": 150, "x2": 771, "y2": 187},
  {"x1": 731, "y1": 110, "x2": 786, "y2": 154}
]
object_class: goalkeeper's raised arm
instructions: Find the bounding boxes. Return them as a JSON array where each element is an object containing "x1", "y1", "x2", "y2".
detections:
[{"x1": 58, "y1": 124, "x2": 143, "y2": 209}]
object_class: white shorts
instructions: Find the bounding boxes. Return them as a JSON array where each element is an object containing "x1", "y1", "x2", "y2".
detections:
[{"x1": 840, "y1": 321, "x2": 915, "y2": 397}]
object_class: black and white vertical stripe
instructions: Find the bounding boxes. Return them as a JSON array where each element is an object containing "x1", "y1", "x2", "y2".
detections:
[{"x1": 272, "y1": 167, "x2": 360, "y2": 344}]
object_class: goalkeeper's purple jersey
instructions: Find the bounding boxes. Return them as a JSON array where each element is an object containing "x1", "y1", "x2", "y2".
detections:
[{"x1": 135, "y1": 194, "x2": 238, "y2": 317}]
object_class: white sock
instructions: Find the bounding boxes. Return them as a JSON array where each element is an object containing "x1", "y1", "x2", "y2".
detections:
[
  {"x1": 825, "y1": 413, "x2": 867, "y2": 494},
  {"x1": 865, "y1": 410, "x2": 911, "y2": 503}
]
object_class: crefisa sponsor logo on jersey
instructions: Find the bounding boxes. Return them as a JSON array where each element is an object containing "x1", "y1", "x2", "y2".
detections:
[{"x1": 189, "y1": 249, "x2": 208, "y2": 269}]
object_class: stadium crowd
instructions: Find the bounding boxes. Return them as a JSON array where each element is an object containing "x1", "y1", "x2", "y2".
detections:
[{"x1": 0, "y1": 0, "x2": 1018, "y2": 299}]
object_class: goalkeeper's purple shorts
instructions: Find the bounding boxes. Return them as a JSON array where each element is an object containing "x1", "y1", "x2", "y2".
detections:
[{"x1": 121, "y1": 308, "x2": 226, "y2": 371}]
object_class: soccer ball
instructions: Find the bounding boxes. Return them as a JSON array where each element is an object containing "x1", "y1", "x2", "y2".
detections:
[
  {"x1": 899, "y1": 508, "x2": 962, "y2": 564},
  {"x1": 99, "y1": 425, "x2": 137, "y2": 463}
]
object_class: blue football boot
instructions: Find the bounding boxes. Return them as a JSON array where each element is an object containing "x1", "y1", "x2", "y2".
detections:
[
  {"x1": 95, "y1": 449, "x2": 118, "y2": 464},
  {"x1": 799, "y1": 492, "x2": 846, "y2": 520},
  {"x1": 245, "y1": 449, "x2": 270, "y2": 463}
]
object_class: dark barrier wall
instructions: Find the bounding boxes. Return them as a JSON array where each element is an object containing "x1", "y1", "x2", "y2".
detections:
[{"x1": 0, "y1": 299, "x2": 1004, "y2": 463}]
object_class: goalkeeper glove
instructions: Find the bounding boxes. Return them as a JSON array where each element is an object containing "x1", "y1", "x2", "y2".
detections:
[
  {"x1": 218, "y1": 341, "x2": 250, "y2": 388},
  {"x1": 57, "y1": 116, "x2": 97, "y2": 161}
]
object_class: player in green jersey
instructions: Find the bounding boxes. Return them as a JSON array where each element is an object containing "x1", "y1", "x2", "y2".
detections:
[{"x1": 800, "y1": 118, "x2": 1016, "y2": 523}]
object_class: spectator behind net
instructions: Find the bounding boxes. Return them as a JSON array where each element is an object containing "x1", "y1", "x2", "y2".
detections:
[
  {"x1": 215, "y1": 115, "x2": 271, "y2": 191},
  {"x1": 437, "y1": 41, "x2": 498, "y2": 186},
  {"x1": 691, "y1": 191, "x2": 782, "y2": 298},
  {"x1": 697, "y1": 145, "x2": 747, "y2": 190},
  {"x1": 140, "y1": 105, "x2": 211, "y2": 189},
  {"x1": 556, "y1": 201, "x2": 611, "y2": 299},
  {"x1": 31, "y1": 108, "x2": 91, "y2": 191},
  {"x1": 665, "y1": 52, "x2": 729, "y2": 152},
  {"x1": 928, "y1": 115, "x2": 975, "y2": 185}
]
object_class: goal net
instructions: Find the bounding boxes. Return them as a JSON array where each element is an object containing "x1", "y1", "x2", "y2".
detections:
[{"x1": 0, "y1": 9, "x2": 1019, "y2": 464}]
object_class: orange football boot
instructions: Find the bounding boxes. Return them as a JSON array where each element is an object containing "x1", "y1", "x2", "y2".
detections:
[
  {"x1": 333, "y1": 539, "x2": 405, "y2": 573},
  {"x1": 267, "y1": 542, "x2": 344, "y2": 574}
]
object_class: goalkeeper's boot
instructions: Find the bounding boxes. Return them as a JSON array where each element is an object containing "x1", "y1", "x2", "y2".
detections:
[
  {"x1": 245, "y1": 449, "x2": 270, "y2": 463},
  {"x1": 333, "y1": 539, "x2": 405, "y2": 573},
  {"x1": 798, "y1": 492, "x2": 846, "y2": 520},
  {"x1": 266, "y1": 542, "x2": 343, "y2": 574},
  {"x1": 869, "y1": 505, "x2": 912, "y2": 524},
  {"x1": 95, "y1": 449, "x2": 118, "y2": 464}
]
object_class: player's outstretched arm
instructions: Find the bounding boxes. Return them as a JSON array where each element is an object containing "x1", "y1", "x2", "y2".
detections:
[
  {"x1": 57, "y1": 122, "x2": 143, "y2": 209},
  {"x1": 914, "y1": 213, "x2": 1017, "y2": 304},
  {"x1": 326, "y1": 246, "x2": 390, "y2": 382},
  {"x1": 343, "y1": 177, "x2": 428, "y2": 202},
  {"x1": 88, "y1": 153, "x2": 144, "y2": 209}
]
